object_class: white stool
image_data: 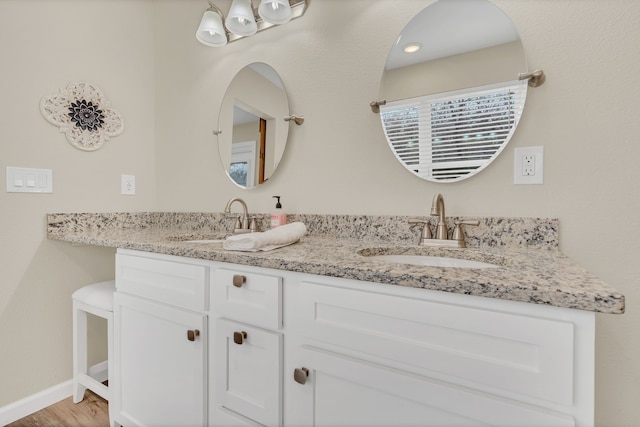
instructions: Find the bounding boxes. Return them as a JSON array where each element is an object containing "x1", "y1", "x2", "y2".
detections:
[{"x1": 72, "y1": 280, "x2": 115, "y2": 417}]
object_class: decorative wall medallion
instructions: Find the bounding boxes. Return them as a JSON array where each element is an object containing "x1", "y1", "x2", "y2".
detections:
[{"x1": 40, "y1": 82, "x2": 124, "y2": 151}]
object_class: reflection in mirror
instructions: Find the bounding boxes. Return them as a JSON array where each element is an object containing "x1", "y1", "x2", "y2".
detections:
[
  {"x1": 218, "y1": 63, "x2": 289, "y2": 189},
  {"x1": 379, "y1": 0, "x2": 528, "y2": 183}
]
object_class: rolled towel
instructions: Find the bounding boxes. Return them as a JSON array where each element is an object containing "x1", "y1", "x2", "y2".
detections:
[{"x1": 223, "y1": 222, "x2": 307, "y2": 252}]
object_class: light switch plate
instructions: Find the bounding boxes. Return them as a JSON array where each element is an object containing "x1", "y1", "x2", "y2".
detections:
[
  {"x1": 6, "y1": 167, "x2": 53, "y2": 193},
  {"x1": 514, "y1": 146, "x2": 544, "y2": 185}
]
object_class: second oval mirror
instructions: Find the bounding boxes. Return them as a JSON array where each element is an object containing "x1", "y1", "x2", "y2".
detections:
[
  {"x1": 379, "y1": 0, "x2": 528, "y2": 183},
  {"x1": 218, "y1": 63, "x2": 290, "y2": 189}
]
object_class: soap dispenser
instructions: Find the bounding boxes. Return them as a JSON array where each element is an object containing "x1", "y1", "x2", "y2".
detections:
[{"x1": 271, "y1": 196, "x2": 287, "y2": 228}]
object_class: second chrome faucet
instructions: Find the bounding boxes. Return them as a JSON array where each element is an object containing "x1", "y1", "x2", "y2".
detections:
[{"x1": 409, "y1": 193, "x2": 479, "y2": 248}]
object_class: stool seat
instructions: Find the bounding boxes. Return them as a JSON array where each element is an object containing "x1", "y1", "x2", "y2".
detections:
[
  {"x1": 72, "y1": 280, "x2": 115, "y2": 311},
  {"x1": 72, "y1": 280, "x2": 115, "y2": 425}
]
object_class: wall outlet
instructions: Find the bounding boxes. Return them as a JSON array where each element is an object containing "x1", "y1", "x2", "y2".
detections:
[
  {"x1": 523, "y1": 154, "x2": 535, "y2": 176},
  {"x1": 514, "y1": 146, "x2": 544, "y2": 185},
  {"x1": 121, "y1": 175, "x2": 136, "y2": 195}
]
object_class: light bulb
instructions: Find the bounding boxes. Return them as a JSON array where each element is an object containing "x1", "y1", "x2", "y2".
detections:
[{"x1": 258, "y1": 0, "x2": 292, "y2": 25}]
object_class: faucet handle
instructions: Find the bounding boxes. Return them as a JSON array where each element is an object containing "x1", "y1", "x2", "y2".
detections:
[
  {"x1": 408, "y1": 218, "x2": 433, "y2": 240},
  {"x1": 452, "y1": 220, "x2": 480, "y2": 247},
  {"x1": 249, "y1": 217, "x2": 260, "y2": 232}
]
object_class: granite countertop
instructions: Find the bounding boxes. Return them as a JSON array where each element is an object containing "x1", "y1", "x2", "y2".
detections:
[{"x1": 46, "y1": 212, "x2": 625, "y2": 314}]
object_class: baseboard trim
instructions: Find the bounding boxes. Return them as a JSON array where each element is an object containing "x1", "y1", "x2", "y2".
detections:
[
  {"x1": 0, "y1": 361, "x2": 108, "y2": 425},
  {"x1": 0, "y1": 380, "x2": 72, "y2": 426}
]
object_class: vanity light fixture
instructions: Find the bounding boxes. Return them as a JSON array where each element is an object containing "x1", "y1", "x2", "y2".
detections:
[
  {"x1": 226, "y1": 0, "x2": 258, "y2": 36},
  {"x1": 196, "y1": 0, "x2": 307, "y2": 47},
  {"x1": 258, "y1": 0, "x2": 293, "y2": 24},
  {"x1": 195, "y1": 4, "x2": 228, "y2": 47}
]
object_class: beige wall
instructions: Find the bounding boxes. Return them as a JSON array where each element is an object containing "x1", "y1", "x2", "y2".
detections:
[
  {"x1": 1, "y1": 0, "x2": 639, "y2": 426},
  {"x1": 0, "y1": 0, "x2": 157, "y2": 407}
]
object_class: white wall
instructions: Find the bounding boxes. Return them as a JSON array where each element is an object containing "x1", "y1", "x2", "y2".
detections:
[
  {"x1": 155, "y1": 1, "x2": 640, "y2": 425},
  {"x1": 0, "y1": 0, "x2": 157, "y2": 407}
]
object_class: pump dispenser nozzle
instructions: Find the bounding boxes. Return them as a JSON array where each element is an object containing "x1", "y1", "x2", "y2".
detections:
[{"x1": 271, "y1": 196, "x2": 286, "y2": 228}]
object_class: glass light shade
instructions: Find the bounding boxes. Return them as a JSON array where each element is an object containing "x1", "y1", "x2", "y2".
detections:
[
  {"x1": 226, "y1": 0, "x2": 257, "y2": 36},
  {"x1": 258, "y1": 0, "x2": 292, "y2": 25},
  {"x1": 196, "y1": 10, "x2": 227, "y2": 47}
]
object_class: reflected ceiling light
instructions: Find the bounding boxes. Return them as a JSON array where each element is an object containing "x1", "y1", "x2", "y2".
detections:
[
  {"x1": 402, "y1": 43, "x2": 422, "y2": 54},
  {"x1": 196, "y1": 0, "x2": 308, "y2": 48},
  {"x1": 258, "y1": 0, "x2": 293, "y2": 25},
  {"x1": 195, "y1": 4, "x2": 227, "y2": 47},
  {"x1": 226, "y1": 0, "x2": 258, "y2": 36}
]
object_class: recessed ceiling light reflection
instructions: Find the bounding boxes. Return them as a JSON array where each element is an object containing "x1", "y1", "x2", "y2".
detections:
[{"x1": 402, "y1": 43, "x2": 422, "y2": 54}]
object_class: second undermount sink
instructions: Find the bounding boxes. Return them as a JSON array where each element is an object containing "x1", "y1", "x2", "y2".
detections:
[{"x1": 357, "y1": 247, "x2": 504, "y2": 269}]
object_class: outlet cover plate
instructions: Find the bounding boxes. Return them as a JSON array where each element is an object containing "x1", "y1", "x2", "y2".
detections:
[
  {"x1": 121, "y1": 175, "x2": 136, "y2": 195},
  {"x1": 514, "y1": 146, "x2": 544, "y2": 185}
]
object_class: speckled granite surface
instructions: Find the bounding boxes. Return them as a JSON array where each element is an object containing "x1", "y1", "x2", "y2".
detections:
[{"x1": 46, "y1": 212, "x2": 625, "y2": 314}]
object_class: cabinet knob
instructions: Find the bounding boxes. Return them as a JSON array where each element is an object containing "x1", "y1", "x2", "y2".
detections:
[
  {"x1": 233, "y1": 331, "x2": 248, "y2": 345},
  {"x1": 187, "y1": 329, "x2": 200, "y2": 342},
  {"x1": 293, "y1": 367, "x2": 309, "y2": 385},
  {"x1": 232, "y1": 275, "x2": 246, "y2": 287}
]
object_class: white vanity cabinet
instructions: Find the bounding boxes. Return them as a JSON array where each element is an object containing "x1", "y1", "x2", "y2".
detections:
[
  {"x1": 210, "y1": 268, "x2": 284, "y2": 427},
  {"x1": 113, "y1": 250, "x2": 210, "y2": 427},
  {"x1": 111, "y1": 249, "x2": 596, "y2": 427},
  {"x1": 284, "y1": 277, "x2": 596, "y2": 427}
]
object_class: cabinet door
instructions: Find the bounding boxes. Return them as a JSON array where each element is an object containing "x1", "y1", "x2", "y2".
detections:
[
  {"x1": 214, "y1": 319, "x2": 282, "y2": 426},
  {"x1": 113, "y1": 293, "x2": 207, "y2": 427},
  {"x1": 286, "y1": 344, "x2": 574, "y2": 427}
]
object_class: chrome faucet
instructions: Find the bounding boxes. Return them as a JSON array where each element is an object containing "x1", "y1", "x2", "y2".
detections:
[
  {"x1": 430, "y1": 193, "x2": 448, "y2": 239},
  {"x1": 408, "y1": 193, "x2": 479, "y2": 248},
  {"x1": 224, "y1": 198, "x2": 258, "y2": 234}
]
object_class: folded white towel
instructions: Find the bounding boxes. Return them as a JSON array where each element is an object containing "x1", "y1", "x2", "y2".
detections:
[{"x1": 223, "y1": 222, "x2": 307, "y2": 252}]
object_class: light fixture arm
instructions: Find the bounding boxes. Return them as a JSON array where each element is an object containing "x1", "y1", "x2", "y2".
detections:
[{"x1": 207, "y1": 1, "x2": 224, "y2": 16}]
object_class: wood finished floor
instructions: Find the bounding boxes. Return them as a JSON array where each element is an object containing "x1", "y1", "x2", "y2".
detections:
[{"x1": 7, "y1": 390, "x2": 109, "y2": 427}]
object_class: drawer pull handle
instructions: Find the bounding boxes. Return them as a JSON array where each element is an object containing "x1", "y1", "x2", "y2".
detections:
[
  {"x1": 294, "y1": 367, "x2": 309, "y2": 385},
  {"x1": 233, "y1": 331, "x2": 248, "y2": 345},
  {"x1": 232, "y1": 275, "x2": 246, "y2": 287},
  {"x1": 187, "y1": 329, "x2": 200, "y2": 342}
]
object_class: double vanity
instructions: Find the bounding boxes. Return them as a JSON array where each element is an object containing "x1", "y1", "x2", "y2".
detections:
[{"x1": 47, "y1": 210, "x2": 624, "y2": 427}]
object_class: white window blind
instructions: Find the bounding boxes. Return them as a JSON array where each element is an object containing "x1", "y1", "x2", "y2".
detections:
[{"x1": 380, "y1": 80, "x2": 527, "y2": 182}]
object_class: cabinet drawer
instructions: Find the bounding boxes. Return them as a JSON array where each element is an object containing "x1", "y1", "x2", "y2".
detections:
[
  {"x1": 116, "y1": 253, "x2": 209, "y2": 311},
  {"x1": 213, "y1": 269, "x2": 282, "y2": 329},
  {"x1": 295, "y1": 281, "x2": 576, "y2": 407}
]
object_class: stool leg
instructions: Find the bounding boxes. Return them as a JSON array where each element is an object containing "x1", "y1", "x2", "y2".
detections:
[
  {"x1": 107, "y1": 313, "x2": 115, "y2": 425},
  {"x1": 72, "y1": 301, "x2": 88, "y2": 403}
]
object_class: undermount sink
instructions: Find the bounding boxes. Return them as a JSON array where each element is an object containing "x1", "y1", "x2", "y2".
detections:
[{"x1": 357, "y1": 247, "x2": 504, "y2": 269}]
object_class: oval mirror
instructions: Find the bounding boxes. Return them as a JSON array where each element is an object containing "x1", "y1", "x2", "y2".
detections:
[
  {"x1": 218, "y1": 63, "x2": 290, "y2": 189},
  {"x1": 379, "y1": 0, "x2": 528, "y2": 183}
]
